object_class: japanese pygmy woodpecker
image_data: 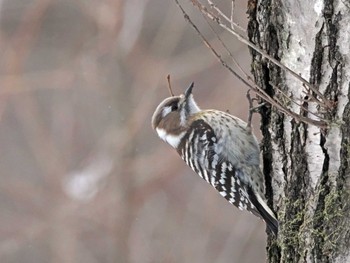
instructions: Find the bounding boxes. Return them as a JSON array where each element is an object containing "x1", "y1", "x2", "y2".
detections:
[{"x1": 151, "y1": 83, "x2": 278, "y2": 235}]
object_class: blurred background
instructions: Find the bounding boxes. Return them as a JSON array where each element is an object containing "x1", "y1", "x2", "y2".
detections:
[{"x1": 0, "y1": 0, "x2": 266, "y2": 262}]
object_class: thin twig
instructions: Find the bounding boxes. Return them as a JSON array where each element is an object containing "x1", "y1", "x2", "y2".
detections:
[
  {"x1": 246, "y1": 90, "x2": 266, "y2": 129},
  {"x1": 190, "y1": 0, "x2": 331, "y2": 109},
  {"x1": 230, "y1": 0, "x2": 235, "y2": 30},
  {"x1": 202, "y1": 9, "x2": 324, "y2": 121},
  {"x1": 202, "y1": 15, "x2": 248, "y2": 79},
  {"x1": 174, "y1": 0, "x2": 328, "y2": 128},
  {"x1": 246, "y1": 89, "x2": 254, "y2": 129},
  {"x1": 269, "y1": 82, "x2": 324, "y2": 120},
  {"x1": 206, "y1": 0, "x2": 245, "y2": 32},
  {"x1": 175, "y1": 1, "x2": 254, "y2": 89},
  {"x1": 167, "y1": 74, "x2": 175, "y2": 96}
]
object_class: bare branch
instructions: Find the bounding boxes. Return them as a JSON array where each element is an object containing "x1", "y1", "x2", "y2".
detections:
[
  {"x1": 230, "y1": 1, "x2": 235, "y2": 30},
  {"x1": 202, "y1": 15, "x2": 248, "y2": 79},
  {"x1": 206, "y1": 0, "x2": 245, "y2": 32},
  {"x1": 174, "y1": 0, "x2": 328, "y2": 128},
  {"x1": 190, "y1": 0, "x2": 332, "y2": 109}
]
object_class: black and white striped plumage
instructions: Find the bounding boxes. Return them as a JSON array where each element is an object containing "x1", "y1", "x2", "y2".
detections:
[{"x1": 151, "y1": 83, "x2": 278, "y2": 235}]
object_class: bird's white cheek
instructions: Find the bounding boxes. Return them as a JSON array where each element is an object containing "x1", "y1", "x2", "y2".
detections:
[
  {"x1": 162, "y1": 106, "x2": 172, "y2": 117},
  {"x1": 156, "y1": 128, "x2": 186, "y2": 148}
]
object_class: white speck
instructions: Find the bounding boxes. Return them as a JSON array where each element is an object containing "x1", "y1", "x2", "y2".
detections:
[
  {"x1": 64, "y1": 153, "x2": 113, "y2": 201},
  {"x1": 221, "y1": 162, "x2": 227, "y2": 179},
  {"x1": 314, "y1": 0, "x2": 324, "y2": 16},
  {"x1": 231, "y1": 176, "x2": 236, "y2": 191},
  {"x1": 197, "y1": 171, "x2": 203, "y2": 179},
  {"x1": 219, "y1": 191, "x2": 226, "y2": 197},
  {"x1": 184, "y1": 140, "x2": 189, "y2": 165},
  {"x1": 210, "y1": 175, "x2": 216, "y2": 186},
  {"x1": 239, "y1": 188, "x2": 245, "y2": 202},
  {"x1": 238, "y1": 202, "x2": 244, "y2": 210},
  {"x1": 202, "y1": 169, "x2": 210, "y2": 182},
  {"x1": 212, "y1": 153, "x2": 219, "y2": 168}
]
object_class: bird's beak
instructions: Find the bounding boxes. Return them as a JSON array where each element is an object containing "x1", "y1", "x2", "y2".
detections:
[{"x1": 184, "y1": 82, "x2": 194, "y2": 99}]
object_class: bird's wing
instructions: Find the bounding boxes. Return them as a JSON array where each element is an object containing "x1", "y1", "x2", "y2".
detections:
[
  {"x1": 185, "y1": 117, "x2": 260, "y2": 213},
  {"x1": 198, "y1": 110, "x2": 261, "y2": 168},
  {"x1": 188, "y1": 114, "x2": 278, "y2": 235}
]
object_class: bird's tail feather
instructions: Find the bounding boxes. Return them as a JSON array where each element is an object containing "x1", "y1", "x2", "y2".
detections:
[{"x1": 247, "y1": 186, "x2": 279, "y2": 236}]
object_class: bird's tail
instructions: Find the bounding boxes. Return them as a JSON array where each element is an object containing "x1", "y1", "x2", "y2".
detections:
[{"x1": 247, "y1": 186, "x2": 279, "y2": 236}]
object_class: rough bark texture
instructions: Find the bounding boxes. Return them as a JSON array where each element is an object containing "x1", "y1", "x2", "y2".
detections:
[{"x1": 248, "y1": 0, "x2": 350, "y2": 262}]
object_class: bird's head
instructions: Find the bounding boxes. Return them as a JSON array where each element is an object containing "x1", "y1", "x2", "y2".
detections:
[{"x1": 151, "y1": 82, "x2": 200, "y2": 147}]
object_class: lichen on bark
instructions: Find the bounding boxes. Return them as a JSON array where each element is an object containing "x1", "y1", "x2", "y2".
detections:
[{"x1": 248, "y1": 0, "x2": 350, "y2": 262}]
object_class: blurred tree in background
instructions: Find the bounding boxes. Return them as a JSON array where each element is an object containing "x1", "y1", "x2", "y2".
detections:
[{"x1": 0, "y1": 1, "x2": 268, "y2": 263}]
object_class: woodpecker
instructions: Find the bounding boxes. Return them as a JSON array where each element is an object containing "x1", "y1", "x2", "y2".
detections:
[{"x1": 151, "y1": 82, "x2": 278, "y2": 235}]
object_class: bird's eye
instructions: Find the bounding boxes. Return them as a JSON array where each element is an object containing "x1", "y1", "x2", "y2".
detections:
[{"x1": 172, "y1": 104, "x2": 178, "y2": 111}]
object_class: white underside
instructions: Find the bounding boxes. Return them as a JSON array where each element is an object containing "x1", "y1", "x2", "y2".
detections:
[{"x1": 156, "y1": 128, "x2": 186, "y2": 148}]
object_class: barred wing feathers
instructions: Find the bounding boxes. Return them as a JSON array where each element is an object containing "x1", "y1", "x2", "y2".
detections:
[{"x1": 177, "y1": 117, "x2": 278, "y2": 235}]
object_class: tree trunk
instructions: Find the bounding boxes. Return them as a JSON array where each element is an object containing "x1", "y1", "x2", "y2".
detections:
[{"x1": 248, "y1": 0, "x2": 350, "y2": 262}]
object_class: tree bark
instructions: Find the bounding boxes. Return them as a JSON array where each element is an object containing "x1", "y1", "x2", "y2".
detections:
[{"x1": 248, "y1": 0, "x2": 350, "y2": 262}]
